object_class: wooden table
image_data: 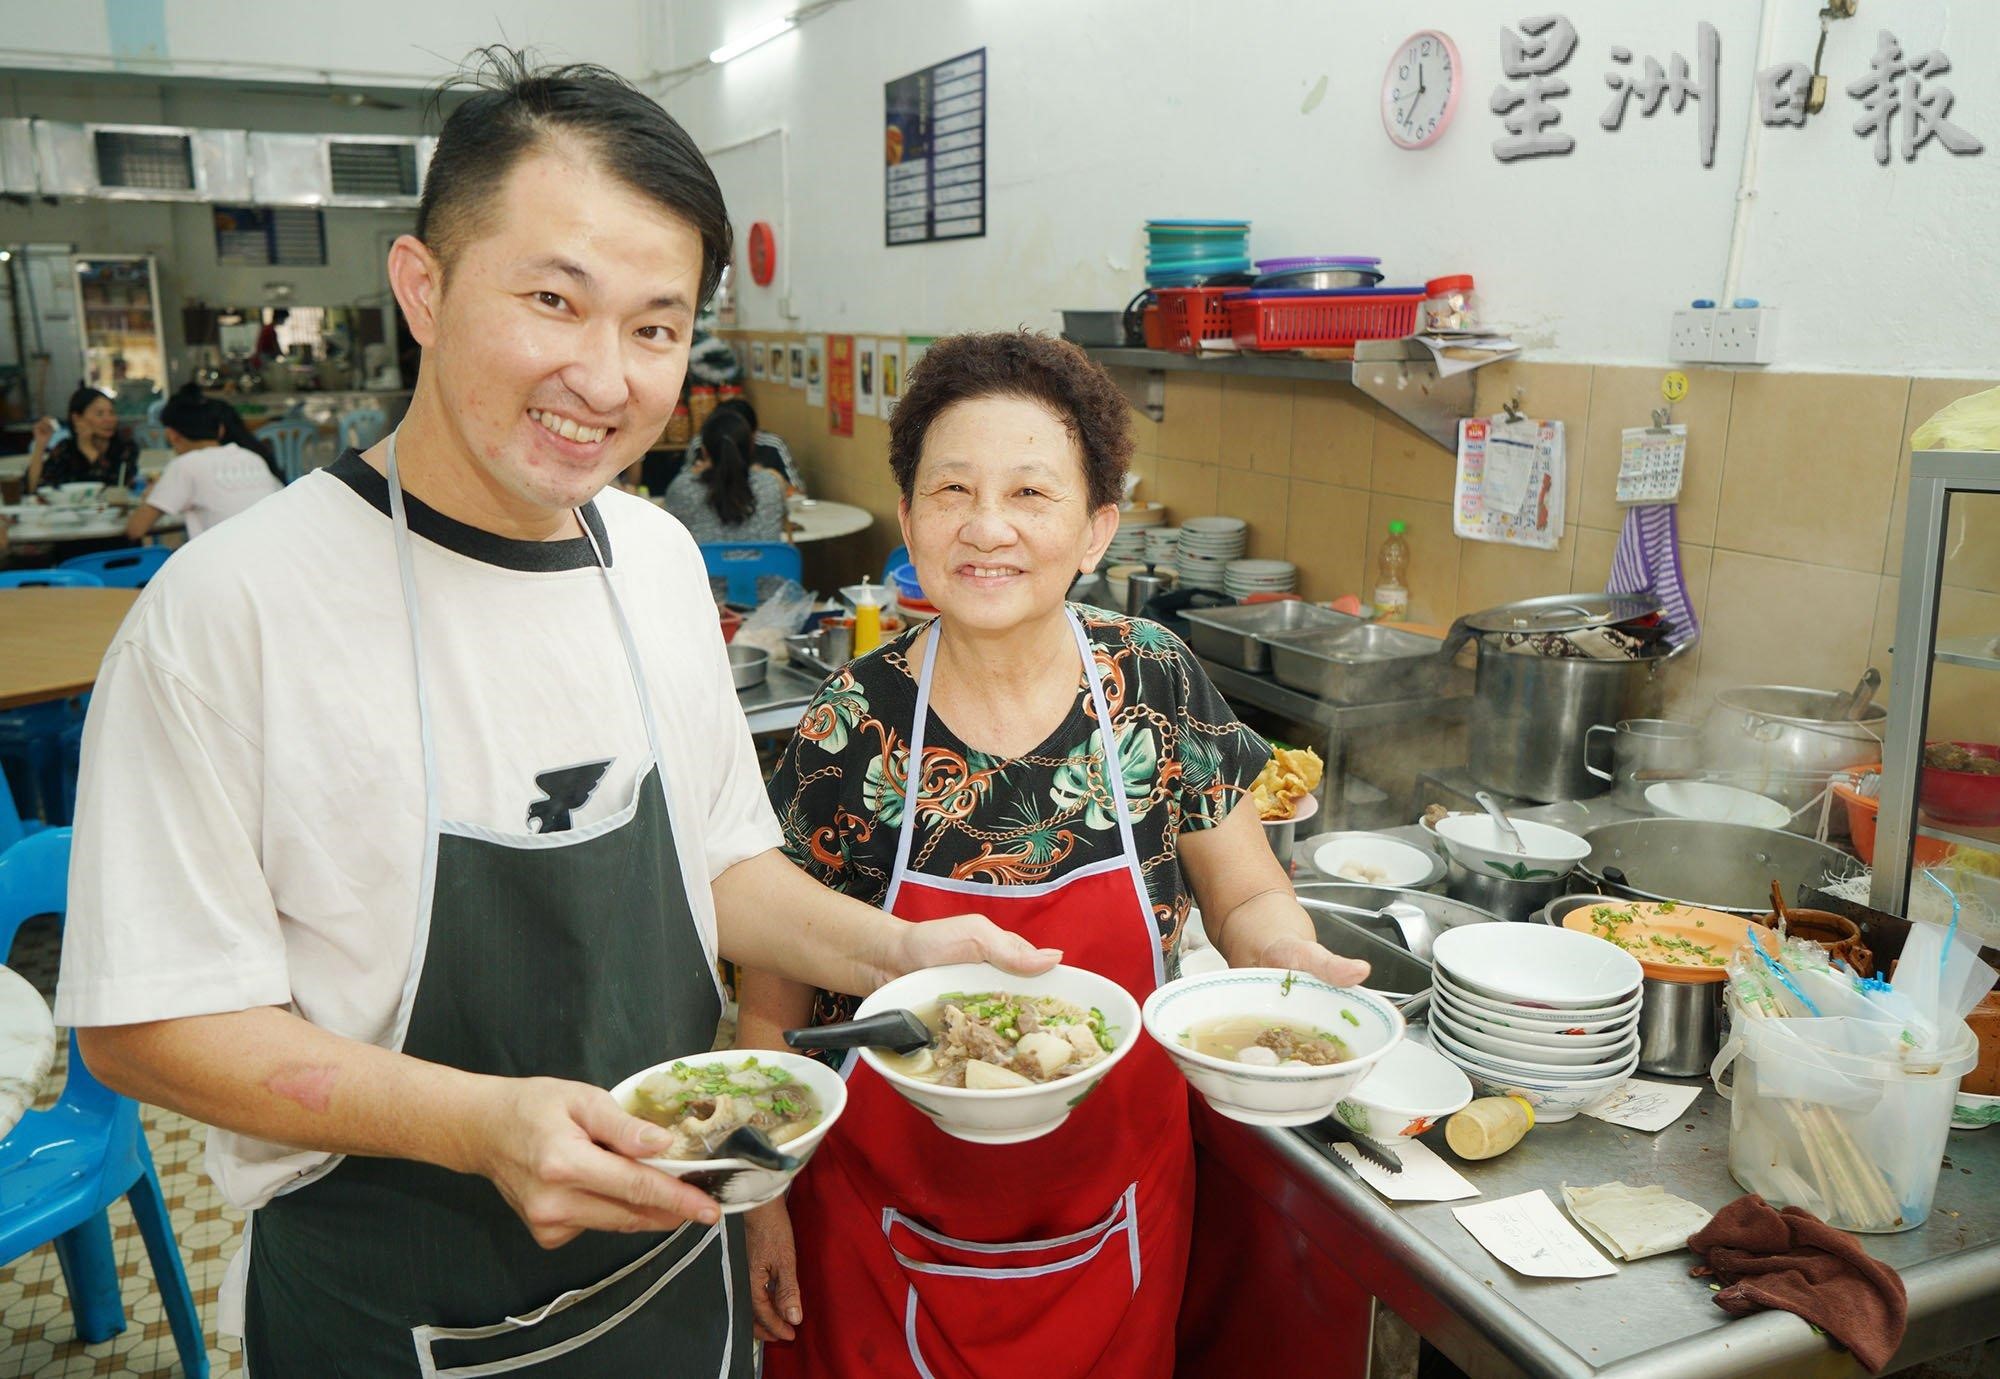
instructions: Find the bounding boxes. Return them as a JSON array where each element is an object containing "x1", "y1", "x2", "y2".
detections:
[
  {"x1": 786, "y1": 499, "x2": 873, "y2": 542},
  {"x1": 0, "y1": 587, "x2": 140, "y2": 708}
]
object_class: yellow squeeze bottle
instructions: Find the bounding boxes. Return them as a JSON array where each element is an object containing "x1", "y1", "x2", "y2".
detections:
[
  {"x1": 1445, "y1": 1095, "x2": 1535, "y2": 1160},
  {"x1": 853, "y1": 593, "x2": 883, "y2": 657}
]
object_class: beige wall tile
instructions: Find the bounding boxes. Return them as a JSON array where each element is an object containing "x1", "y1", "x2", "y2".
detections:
[
  {"x1": 1363, "y1": 495, "x2": 1459, "y2": 626},
  {"x1": 1217, "y1": 377, "x2": 1293, "y2": 475},
  {"x1": 1127, "y1": 450, "x2": 1161, "y2": 497},
  {"x1": 1154, "y1": 455, "x2": 1221, "y2": 520},
  {"x1": 1291, "y1": 383, "x2": 1375, "y2": 488},
  {"x1": 1577, "y1": 366, "x2": 1734, "y2": 544},
  {"x1": 1223, "y1": 470, "x2": 1292, "y2": 560},
  {"x1": 1158, "y1": 373, "x2": 1223, "y2": 462},
  {"x1": 1882, "y1": 377, "x2": 1998, "y2": 574},
  {"x1": 1868, "y1": 576, "x2": 2000, "y2": 745},
  {"x1": 1713, "y1": 373, "x2": 1908, "y2": 571},
  {"x1": 1454, "y1": 530, "x2": 1579, "y2": 617},
  {"x1": 1471, "y1": 360, "x2": 1594, "y2": 513},
  {"x1": 1284, "y1": 482, "x2": 1371, "y2": 604},
  {"x1": 1126, "y1": 396, "x2": 1162, "y2": 458},
  {"x1": 1696, "y1": 551, "x2": 1881, "y2": 707},
  {"x1": 1369, "y1": 412, "x2": 1455, "y2": 503},
  {"x1": 1569, "y1": 526, "x2": 1620, "y2": 594}
]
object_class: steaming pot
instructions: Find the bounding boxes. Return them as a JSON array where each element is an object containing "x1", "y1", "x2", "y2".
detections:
[{"x1": 1699, "y1": 685, "x2": 1886, "y2": 810}]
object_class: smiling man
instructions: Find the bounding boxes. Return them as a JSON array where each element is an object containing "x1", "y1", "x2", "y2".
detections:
[{"x1": 54, "y1": 55, "x2": 1053, "y2": 1377}]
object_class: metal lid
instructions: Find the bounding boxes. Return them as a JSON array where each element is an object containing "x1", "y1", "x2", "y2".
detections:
[{"x1": 1461, "y1": 592, "x2": 1661, "y2": 634}]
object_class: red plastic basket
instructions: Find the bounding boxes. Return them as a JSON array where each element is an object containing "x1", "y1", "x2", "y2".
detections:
[
  {"x1": 1227, "y1": 292, "x2": 1424, "y2": 351},
  {"x1": 1156, "y1": 287, "x2": 1246, "y2": 354}
]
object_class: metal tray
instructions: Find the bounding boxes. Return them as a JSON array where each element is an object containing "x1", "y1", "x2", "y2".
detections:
[
  {"x1": 1181, "y1": 601, "x2": 1355, "y2": 672},
  {"x1": 1261, "y1": 623, "x2": 1446, "y2": 703}
]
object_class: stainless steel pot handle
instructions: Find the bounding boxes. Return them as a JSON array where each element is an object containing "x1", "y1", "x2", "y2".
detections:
[{"x1": 1584, "y1": 723, "x2": 1617, "y2": 781}]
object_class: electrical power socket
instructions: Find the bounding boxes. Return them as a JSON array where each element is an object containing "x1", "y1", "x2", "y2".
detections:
[
  {"x1": 1711, "y1": 306, "x2": 1780, "y2": 365},
  {"x1": 1669, "y1": 310, "x2": 1715, "y2": 363}
]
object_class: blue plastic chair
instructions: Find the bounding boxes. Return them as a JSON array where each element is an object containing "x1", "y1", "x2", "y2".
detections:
[
  {"x1": 700, "y1": 541, "x2": 802, "y2": 606},
  {"x1": 257, "y1": 417, "x2": 319, "y2": 484},
  {"x1": 59, "y1": 547, "x2": 172, "y2": 589},
  {"x1": 340, "y1": 406, "x2": 388, "y2": 452},
  {"x1": 0, "y1": 769, "x2": 45, "y2": 855},
  {"x1": 145, "y1": 398, "x2": 165, "y2": 425},
  {"x1": 880, "y1": 545, "x2": 910, "y2": 585},
  {"x1": 132, "y1": 422, "x2": 168, "y2": 452},
  {"x1": 0, "y1": 570, "x2": 104, "y2": 589},
  {"x1": 0, "y1": 831, "x2": 209, "y2": 1376}
]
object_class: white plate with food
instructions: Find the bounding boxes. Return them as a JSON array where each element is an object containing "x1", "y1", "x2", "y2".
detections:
[
  {"x1": 853, "y1": 963, "x2": 1142, "y2": 1145},
  {"x1": 610, "y1": 1049, "x2": 848, "y2": 1213},
  {"x1": 1307, "y1": 832, "x2": 1441, "y2": 888},
  {"x1": 1144, "y1": 967, "x2": 1403, "y2": 1127}
]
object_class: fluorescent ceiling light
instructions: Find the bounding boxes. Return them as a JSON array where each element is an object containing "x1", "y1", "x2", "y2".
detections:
[{"x1": 710, "y1": 15, "x2": 796, "y2": 65}]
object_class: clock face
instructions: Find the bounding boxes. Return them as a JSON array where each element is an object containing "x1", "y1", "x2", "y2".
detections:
[{"x1": 1383, "y1": 29, "x2": 1461, "y2": 149}]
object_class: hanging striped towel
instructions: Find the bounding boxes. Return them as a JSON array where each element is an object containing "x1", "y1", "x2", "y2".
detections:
[{"x1": 1608, "y1": 503, "x2": 1700, "y2": 649}]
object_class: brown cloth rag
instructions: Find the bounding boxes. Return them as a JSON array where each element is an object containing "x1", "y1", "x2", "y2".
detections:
[{"x1": 1687, "y1": 1194, "x2": 1909, "y2": 1373}]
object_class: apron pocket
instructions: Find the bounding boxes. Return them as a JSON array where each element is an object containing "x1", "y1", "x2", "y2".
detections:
[
  {"x1": 884, "y1": 1184, "x2": 1141, "y2": 1379},
  {"x1": 412, "y1": 1222, "x2": 733, "y2": 1378}
]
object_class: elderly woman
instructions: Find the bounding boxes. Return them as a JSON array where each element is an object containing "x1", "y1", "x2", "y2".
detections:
[{"x1": 738, "y1": 331, "x2": 1367, "y2": 1379}]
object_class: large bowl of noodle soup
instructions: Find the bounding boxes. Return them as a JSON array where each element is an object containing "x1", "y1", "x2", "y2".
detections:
[
  {"x1": 855, "y1": 962, "x2": 1144, "y2": 1145},
  {"x1": 1144, "y1": 968, "x2": 1404, "y2": 1127}
]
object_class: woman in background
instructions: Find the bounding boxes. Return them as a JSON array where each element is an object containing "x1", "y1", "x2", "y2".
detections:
[
  {"x1": 125, "y1": 384, "x2": 283, "y2": 541},
  {"x1": 664, "y1": 407, "x2": 789, "y2": 544},
  {"x1": 25, "y1": 385, "x2": 140, "y2": 494}
]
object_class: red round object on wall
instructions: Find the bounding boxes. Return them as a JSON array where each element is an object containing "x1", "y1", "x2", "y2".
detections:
[{"x1": 747, "y1": 221, "x2": 777, "y2": 287}]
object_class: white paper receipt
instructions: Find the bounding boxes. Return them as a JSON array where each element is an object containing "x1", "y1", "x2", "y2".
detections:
[
  {"x1": 1333, "y1": 1136, "x2": 1479, "y2": 1203},
  {"x1": 1581, "y1": 1079, "x2": 1703, "y2": 1133},
  {"x1": 1452, "y1": 1190, "x2": 1617, "y2": 1279}
]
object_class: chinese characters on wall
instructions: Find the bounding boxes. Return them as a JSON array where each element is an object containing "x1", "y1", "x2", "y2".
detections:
[{"x1": 1489, "y1": 18, "x2": 1982, "y2": 166}]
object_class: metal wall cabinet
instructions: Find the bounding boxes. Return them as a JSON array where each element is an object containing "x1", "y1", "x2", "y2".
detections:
[{"x1": 1871, "y1": 448, "x2": 2000, "y2": 915}]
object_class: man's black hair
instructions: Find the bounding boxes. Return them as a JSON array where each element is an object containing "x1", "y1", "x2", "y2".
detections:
[{"x1": 419, "y1": 47, "x2": 732, "y2": 306}]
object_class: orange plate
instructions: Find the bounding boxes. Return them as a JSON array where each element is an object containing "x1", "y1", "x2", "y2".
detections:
[{"x1": 1563, "y1": 900, "x2": 1778, "y2": 984}]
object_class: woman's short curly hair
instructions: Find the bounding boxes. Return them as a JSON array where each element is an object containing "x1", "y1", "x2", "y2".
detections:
[{"x1": 888, "y1": 331, "x2": 1131, "y2": 510}]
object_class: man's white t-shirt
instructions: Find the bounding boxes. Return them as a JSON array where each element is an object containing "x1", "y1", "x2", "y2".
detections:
[
  {"x1": 55, "y1": 451, "x2": 783, "y2": 1209},
  {"x1": 143, "y1": 441, "x2": 284, "y2": 538}
]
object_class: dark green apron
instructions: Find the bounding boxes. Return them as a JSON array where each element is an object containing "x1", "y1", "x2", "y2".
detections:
[{"x1": 243, "y1": 436, "x2": 750, "y2": 1377}]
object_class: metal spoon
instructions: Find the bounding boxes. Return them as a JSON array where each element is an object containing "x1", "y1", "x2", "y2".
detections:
[
  {"x1": 1475, "y1": 790, "x2": 1527, "y2": 855},
  {"x1": 704, "y1": 1125, "x2": 800, "y2": 1172},
  {"x1": 1836, "y1": 667, "x2": 1882, "y2": 721},
  {"x1": 784, "y1": 1009, "x2": 933, "y2": 1056}
]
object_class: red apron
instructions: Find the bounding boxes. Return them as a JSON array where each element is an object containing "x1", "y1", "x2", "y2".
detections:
[{"x1": 765, "y1": 609, "x2": 1193, "y2": 1379}]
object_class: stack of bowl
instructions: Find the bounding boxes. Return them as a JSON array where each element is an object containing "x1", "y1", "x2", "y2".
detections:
[
  {"x1": 1426, "y1": 923, "x2": 1644, "y2": 1122},
  {"x1": 1430, "y1": 813, "x2": 1590, "y2": 922}
]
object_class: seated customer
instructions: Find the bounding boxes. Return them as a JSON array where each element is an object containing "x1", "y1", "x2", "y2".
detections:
[
  {"x1": 126, "y1": 385, "x2": 284, "y2": 540},
  {"x1": 664, "y1": 408, "x2": 789, "y2": 544},
  {"x1": 685, "y1": 398, "x2": 801, "y2": 490},
  {"x1": 25, "y1": 385, "x2": 140, "y2": 494}
]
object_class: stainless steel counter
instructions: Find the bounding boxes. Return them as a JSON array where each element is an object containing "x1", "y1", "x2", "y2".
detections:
[
  {"x1": 1203, "y1": 1082, "x2": 1999, "y2": 1378},
  {"x1": 737, "y1": 660, "x2": 822, "y2": 734}
]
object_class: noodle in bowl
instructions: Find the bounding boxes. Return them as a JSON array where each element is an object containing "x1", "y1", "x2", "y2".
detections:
[{"x1": 856, "y1": 962, "x2": 1143, "y2": 1145}]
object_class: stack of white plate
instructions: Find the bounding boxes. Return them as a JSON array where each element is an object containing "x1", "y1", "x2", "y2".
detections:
[
  {"x1": 1103, "y1": 528, "x2": 1151, "y2": 568},
  {"x1": 1117, "y1": 501, "x2": 1167, "y2": 529},
  {"x1": 1144, "y1": 527, "x2": 1181, "y2": 571},
  {"x1": 1425, "y1": 924, "x2": 1643, "y2": 1123},
  {"x1": 1222, "y1": 559, "x2": 1297, "y2": 598},
  {"x1": 1177, "y1": 517, "x2": 1248, "y2": 592}
]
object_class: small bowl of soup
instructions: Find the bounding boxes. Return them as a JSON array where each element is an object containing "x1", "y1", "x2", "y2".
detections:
[
  {"x1": 609, "y1": 1049, "x2": 848, "y2": 1213},
  {"x1": 855, "y1": 962, "x2": 1143, "y2": 1144},
  {"x1": 1143, "y1": 968, "x2": 1404, "y2": 1127}
]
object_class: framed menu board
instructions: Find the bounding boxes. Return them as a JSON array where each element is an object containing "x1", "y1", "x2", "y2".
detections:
[{"x1": 885, "y1": 48, "x2": 986, "y2": 246}]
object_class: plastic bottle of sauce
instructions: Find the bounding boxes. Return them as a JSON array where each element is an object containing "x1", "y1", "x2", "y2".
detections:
[
  {"x1": 852, "y1": 591, "x2": 883, "y2": 657},
  {"x1": 1373, "y1": 520, "x2": 1411, "y2": 622},
  {"x1": 1445, "y1": 1094, "x2": 1535, "y2": 1160}
]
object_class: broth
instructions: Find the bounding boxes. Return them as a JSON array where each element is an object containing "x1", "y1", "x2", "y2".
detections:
[
  {"x1": 627, "y1": 1057, "x2": 820, "y2": 1159},
  {"x1": 1182, "y1": 1014, "x2": 1352, "y2": 1068}
]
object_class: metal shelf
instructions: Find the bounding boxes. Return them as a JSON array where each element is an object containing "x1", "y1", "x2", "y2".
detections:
[
  {"x1": 1935, "y1": 634, "x2": 2000, "y2": 672},
  {"x1": 1919, "y1": 820, "x2": 2000, "y2": 853},
  {"x1": 1082, "y1": 339, "x2": 1516, "y2": 451}
]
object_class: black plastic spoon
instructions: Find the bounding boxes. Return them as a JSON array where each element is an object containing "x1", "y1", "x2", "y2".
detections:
[
  {"x1": 705, "y1": 1125, "x2": 800, "y2": 1172},
  {"x1": 784, "y1": 1009, "x2": 934, "y2": 1056}
]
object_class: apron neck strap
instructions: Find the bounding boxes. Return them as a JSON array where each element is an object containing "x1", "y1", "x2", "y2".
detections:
[{"x1": 888, "y1": 607, "x2": 1146, "y2": 901}]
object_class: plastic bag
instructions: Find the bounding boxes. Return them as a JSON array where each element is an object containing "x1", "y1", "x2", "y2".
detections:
[
  {"x1": 1911, "y1": 384, "x2": 2000, "y2": 451},
  {"x1": 735, "y1": 581, "x2": 815, "y2": 658}
]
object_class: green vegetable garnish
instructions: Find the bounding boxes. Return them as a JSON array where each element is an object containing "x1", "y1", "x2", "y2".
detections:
[
  {"x1": 1340, "y1": 1009, "x2": 1360, "y2": 1027},
  {"x1": 1280, "y1": 971, "x2": 1297, "y2": 996}
]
